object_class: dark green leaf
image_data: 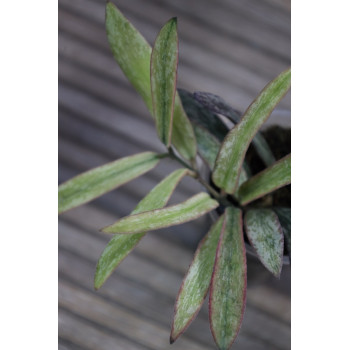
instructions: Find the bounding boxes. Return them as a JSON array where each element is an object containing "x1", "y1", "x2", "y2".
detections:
[
  {"x1": 274, "y1": 207, "x2": 291, "y2": 260},
  {"x1": 151, "y1": 18, "x2": 178, "y2": 147},
  {"x1": 58, "y1": 152, "x2": 161, "y2": 214},
  {"x1": 212, "y1": 68, "x2": 291, "y2": 193},
  {"x1": 237, "y1": 154, "x2": 291, "y2": 205},
  {"x1": 94, "y1": 168, "x2": 190, "y2": 289},
  {"x1": 209, "y1": 207, "x2": 247, "y2": 350},
  {"x1": 102, "y1": 192, "x2": 219, "y2": 234},
  {"x1": 171, "y1": 215, "x2": 225, "y2": 343},
  {"x1": 244, "y1": 209, "x2": 284, "y2": 277}
]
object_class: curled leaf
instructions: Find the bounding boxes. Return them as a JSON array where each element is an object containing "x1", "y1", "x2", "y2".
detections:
[
  {"x1": 94, "y1": 168, "x2": 190, "y2": 289},
  {"x1": 102, "y1": 192, "x2": 219, "y2": 234},
  {"x1": 58, "y1": 152, "x2": 161, "y2": 214}
]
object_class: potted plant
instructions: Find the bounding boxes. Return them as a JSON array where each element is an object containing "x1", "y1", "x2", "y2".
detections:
[{"x1": 58, "y1": 2, "x2": 291, "y2": 349}]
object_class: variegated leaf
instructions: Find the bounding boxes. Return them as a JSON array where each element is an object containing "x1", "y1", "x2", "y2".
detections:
[
  {"x1": 105, "y1": 3, "x2": 196, "y2": 161},
  {"x1": 171, "y1": 215, "x2": 225, "y2": 343},
  {"x1": 58, "y1": 152, "x2": 161, "y2": 214},
  {"x1": 209, "y1": 207, "x2": 247, "y2": 350},
  {"x1": 151, "y1": 18, "x2": 178, "y2": 147},
  {"x1": 102, "y1": 192, "x2": 219, "y2": 234},
  {"x1": 94, "y1": 168, "x2": 189, "y2": 289},
  {"x1": 244, "y1": 209, "x2": 284, "y2": 277},
  {"x1": 237, "y1": 154, "x2": 291, "y2": 205},
  {"x1": 212, "y1": 68, "x2": 291, "y2": 194}
]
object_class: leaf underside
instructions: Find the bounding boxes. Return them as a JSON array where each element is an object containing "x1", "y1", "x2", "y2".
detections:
[
  {"x1": 209, "y1": 207, "x2": 247, "y2": 350},
  {"x1": 244, "y1": 209, "x2": 284, "y2": 277},
  {"x1": 105, "y1": 2, "x2": 196, "y2": 161},
  {"x1": 212, "y1": 68, "x2": 291, "y2": 194},
  {"x1": 237, "y1": 154, "x2": 291, "y2": 205},
  {"x1": 58, "y1": 152, "x2": 161, "y2": 214},
  {"x1": 102, "y1": 192, "x2": 219, "y2": 234},
  {"x1": 171, "y1": 214, "x2": 225, "y2": 343},
  {"x1": 151, "y1": 18, "x2": 178, "y2": 147},
  {"x1": 94, "y1": 168, "x2": 189, "y2": 289}
]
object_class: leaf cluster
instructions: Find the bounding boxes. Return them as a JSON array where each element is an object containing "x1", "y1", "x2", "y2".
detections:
[{"x1": 58, "y1": 3, "x2": 291, "y2": 349}]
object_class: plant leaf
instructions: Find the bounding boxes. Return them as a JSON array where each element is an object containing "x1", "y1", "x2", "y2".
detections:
[
  {"x1": 150, "y1": 18, "x2": 178, "y2": 147},
  {"x1": 274, "y1": 207, "x2": 291, "y2": 260},
  {"x1": 102, "y1": 192, "x2": 219, "y2": 234},
  {"x1": 244, "y1": 209, "x2": 284, "y2": 277},
  {"x1": 237, "y1": 154, "x2": 291, "y2": 205},
  {"x1": 212, "y1": 68, "x2": 291, "y2": 194},
  {"x1": 209, "y1": 207, "x2": 247, "y2": 350},
  {"x1": 58, "y1": 152, "x2": 161, "y2": 214},
  {"x1": 94, "y1": 168, "x2": 189, "y2": 289},
  {"x1": 171, "y1": 215, "x2": 225, "y2": 343},
  {"x1": 105, "y1": 2, "x2": 196, "y2": 161},
  {"x1": 193, "y1": 91, "x2": 276, "y2": 167}
]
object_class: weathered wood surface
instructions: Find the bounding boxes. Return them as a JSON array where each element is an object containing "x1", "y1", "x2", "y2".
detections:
[{"x1": 59, "y1": 0, "x2": 290, "y2": 348}]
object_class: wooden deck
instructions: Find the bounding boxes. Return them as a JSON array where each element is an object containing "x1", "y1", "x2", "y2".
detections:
[{"x1": 58, "y1": 0, "x2": 291, "y2": 348}]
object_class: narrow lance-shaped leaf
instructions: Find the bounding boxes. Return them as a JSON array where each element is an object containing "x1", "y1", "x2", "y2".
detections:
[
  {"x1": 106, "y1": 2, "x2": 196, "y2": 161},
  {"x1": 94, "y1": 168, "x2": 190, "y2": 290},
  {"x1": 171, "y1": 215, "x2": 225, "y2": 343},
  {"x1": 58, "y1": 152, "x2": 161, "y2": 214},
  {"x1": 102, "y1": 192, "x2": 219, "y2": 234},
  {"x1": 209, "y1": 207, "x2": 247, "y2": 350},
  {"x1": 274, "y1": 207, "x2": 291, "y2": 260},
  {"x1": 151, "y1": 18, "x2": 178, "y2": 147},
  {"x1": 244, "y1": 209, "x2": 284, "y2": 278},
  {"x1": 237, "y1": 154, "x2": 291, "y2": 205},
  {"x1": 193, "y1": 91, "x2": 276, "y2": 167},
  {"x1": 212, "y1": 68, "x2": 291, "y2": 194}
]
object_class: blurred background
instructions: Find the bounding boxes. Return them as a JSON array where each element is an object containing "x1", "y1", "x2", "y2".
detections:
[{"x1": 58, "y1": 0, "x2": 291, "y2": 349}]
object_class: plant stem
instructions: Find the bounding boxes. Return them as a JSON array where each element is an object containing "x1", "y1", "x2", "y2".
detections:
[{"x1": 167, "y1": 148, "x2": 230, "y2": 206}]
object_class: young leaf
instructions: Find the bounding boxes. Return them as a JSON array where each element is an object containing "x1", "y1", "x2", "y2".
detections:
[
  {"x1": 95, "y1": 168, "x2": 189, "y2": 290},
  {"x1": 274, "y1": 207, "x2": 291, "y2": 259},
  {"x1": 209, "y1": 207, "x2": 247, "y2": 350},
  {"x1": 102, "y1": 192, "x2": 219, "y2": 234},
  {"x1": 151, "y1": 18, "x2": 178, "y2": 147},
  {"x1": 105, "y1": 2, "x2": 196, "y2": 161},
  {"x1": 244, "y1": 209, "x2": 284, "y2": 278},
  {"x1": 237, "y1": 154, "x2": 291, "y2": 205},
  {"x1": 58, "y1": 152, "x2": 161, "y2": 214},
  {"x1": 193, "y1": 91, "x2": 275, "y2": 167},
  {"x1": 171, "y1": 215, "x2": 225, "y2": 343},
  {"x1": 212, "y1": 68, "x2": 291, "y2": 194}
]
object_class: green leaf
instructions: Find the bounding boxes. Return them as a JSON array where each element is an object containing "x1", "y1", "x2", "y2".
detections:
[
  {"x1": 150, "y1": 18, "x2": 178, "y2": 147},
  {"x1": 94, "y1": 168, "x2": 189, "y2": 289},
  {"x1": 212, "y1": 68, "x2": 291, "y2": 194},
  {"x1": 244, "y1": 209, "x2": 284, "y2": 277},
  {"x1": 193, "y1": 91, "x2": 276, "y2": 167},
  {"x1": 105, "y1": 2, "x2": 196, "y2": 161},
  {"x1": 237, "y1": 154, "x2": 291, "y2": 205},
  {"x1": 58, "y1": 152, "x2": 161, "y2": 214},
  {"x1": 209, "y1": 207, "x2": 246, "y2": 350},
  {"x1": 102, "y1": 192, "x2": 219, "y2": 234},
  {"x1": 171, "y1": 215, "x2": 225, "y2": 343},
  {"x1": 274, "y1": 207, "x2": 291, "y2": 259}
]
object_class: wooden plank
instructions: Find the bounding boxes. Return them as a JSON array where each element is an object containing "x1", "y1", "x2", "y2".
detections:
[{"x1": 59, "y1": 308, "x2": 149, "y2": 350}]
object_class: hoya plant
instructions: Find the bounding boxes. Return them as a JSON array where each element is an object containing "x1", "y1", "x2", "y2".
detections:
[{"x1": 58, "y1": 2, "x2": 291, "y2": 349}]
